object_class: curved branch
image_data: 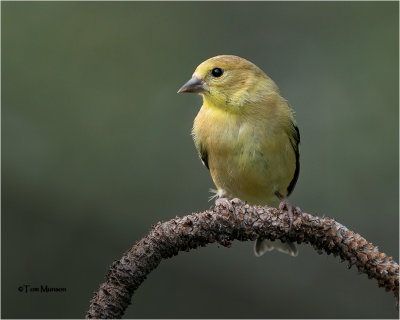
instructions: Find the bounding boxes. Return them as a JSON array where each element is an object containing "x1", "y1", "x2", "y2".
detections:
[{"x1": 86, "y1": 202, "x2": 399, "y2": 319}]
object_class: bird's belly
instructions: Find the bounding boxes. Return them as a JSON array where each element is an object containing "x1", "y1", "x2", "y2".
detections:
[
  {"x1": 210, "y1": 151, "x2": 276, "y2": 207},
  {"x1": 208, "y1": 132, "x2": 294, "y2": 207}
]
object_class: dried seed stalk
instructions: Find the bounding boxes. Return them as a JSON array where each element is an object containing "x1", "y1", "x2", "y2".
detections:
[{"x1": 86, "y1": 203, "x2": 399, "y2": 319}]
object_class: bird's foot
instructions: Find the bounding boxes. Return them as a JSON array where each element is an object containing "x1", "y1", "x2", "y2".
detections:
[
  {"x1": 277, "y1": 197, "x2": 302, "y2": 230},
  {"x1": 231, "y1": 198, "x2": 245, "y2": 206},
  {"x1": 279, "y1": 199, "x2": 294, "y2": 228},
  {"x1": 215, "y1": 197, "x2": 234, "y2": 211},
  {"x1": 215, "y1": 197, "x2": 245, "y2": 211}
]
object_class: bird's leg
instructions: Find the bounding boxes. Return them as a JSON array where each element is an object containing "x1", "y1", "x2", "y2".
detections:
[{"x1": 275, "y1": 191, "x2": 301, "y2": 229}]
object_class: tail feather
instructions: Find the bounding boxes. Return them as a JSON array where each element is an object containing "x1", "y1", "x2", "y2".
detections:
[{"x1": 254, "y1": 239, "x2": 297, "y2": 257}]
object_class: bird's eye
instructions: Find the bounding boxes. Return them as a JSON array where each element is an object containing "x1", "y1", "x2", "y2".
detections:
[{"x1": 211, "y1": 67, "x2": 224, "y2": 77}]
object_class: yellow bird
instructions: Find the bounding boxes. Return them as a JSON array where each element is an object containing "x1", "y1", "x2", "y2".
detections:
[{"x1": 178, "y1": 55, "x2": 300, "y2": 257}]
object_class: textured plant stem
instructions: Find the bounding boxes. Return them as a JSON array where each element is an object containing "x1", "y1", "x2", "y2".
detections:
[{"x1": 86, "y1": 203, "x2": 399, "y2": 319}]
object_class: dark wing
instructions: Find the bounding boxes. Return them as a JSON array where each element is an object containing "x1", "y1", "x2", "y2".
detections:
[
  {"x1": 198, "y1": 143, "x2": 209, "y2": 170},
  {"x1": 286, "y1": 122, "x2": 300, "y2": 196}
]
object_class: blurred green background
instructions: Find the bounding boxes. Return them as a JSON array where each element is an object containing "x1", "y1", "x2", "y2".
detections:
[{"x1": 2, "y1": 1, "x2": 398, "y2": 318}]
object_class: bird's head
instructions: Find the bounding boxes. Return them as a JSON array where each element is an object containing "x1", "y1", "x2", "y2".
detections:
[{"x1": 178, "y1": 55, "x2": 279, "y2": 112}]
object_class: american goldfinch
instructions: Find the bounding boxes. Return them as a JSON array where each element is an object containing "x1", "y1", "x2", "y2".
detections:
[{"x1": 178, "y1": 55, "x2": 300, "y2": 257}]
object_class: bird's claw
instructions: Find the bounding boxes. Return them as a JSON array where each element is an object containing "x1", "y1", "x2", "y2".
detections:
[
  {"x1": 231, "y1": 198, "x2": 245, "y2": 205},
  {"x1": 215, "y1": 197, "x2": 244, "y2": 211},
  {"x1": 215, "y1": 197, "x2": 234, "y2": 211}
]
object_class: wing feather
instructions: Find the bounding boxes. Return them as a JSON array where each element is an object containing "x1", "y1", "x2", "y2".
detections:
[
  {"x1": 286, "y1": 122, "x2": 300, "y2": 196},
  {"x1": 199, "y1": 143, "x2": 209, "y2": 170}
]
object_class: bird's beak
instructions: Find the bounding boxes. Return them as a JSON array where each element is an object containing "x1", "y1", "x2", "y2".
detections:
[{"x1": 177, "y1": 77, "x2": 207, "y2": 94}]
